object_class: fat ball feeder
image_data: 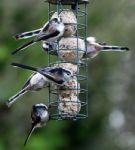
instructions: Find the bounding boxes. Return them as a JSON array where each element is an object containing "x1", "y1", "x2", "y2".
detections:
[{"x1": 46, "y1": 0, "x2": 89, "y2": 120}]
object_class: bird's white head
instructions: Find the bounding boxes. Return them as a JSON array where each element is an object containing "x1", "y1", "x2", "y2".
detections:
[{"x1": 86, "y1": 37, "x2": 96, "y2": 44}]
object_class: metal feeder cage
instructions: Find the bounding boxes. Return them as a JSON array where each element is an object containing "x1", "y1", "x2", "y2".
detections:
[{"x1": 46, "y1": 0, "x2": 89, "y2": 120}]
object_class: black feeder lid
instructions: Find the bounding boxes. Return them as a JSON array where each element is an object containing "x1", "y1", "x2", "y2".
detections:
[{"x1": 45, "y1": 0, "x2": 89, "y2": 5}]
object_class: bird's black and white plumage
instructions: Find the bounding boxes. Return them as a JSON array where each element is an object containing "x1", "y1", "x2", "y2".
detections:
[
  {"x1": 24, "y1": 103, "x2": 49, "y2": 146},
  {"x1": 6, "y1": 73, "x2": 49, "y2": 107},
  {"x1": 12, "y1": 17, "x2": 65, "y2": 55},
  {"x1": 14, "y1": 9, "x2": 77, "y2": 40},
  {"x1": 11, "y1": 62, "x2": 73, "y2": 86},
  {"x1": 84, "y1": 37, "x2": 129, "y2": 58},
  {"x1": 15, "y1": 28, "x2": 42, "y2": 40}
]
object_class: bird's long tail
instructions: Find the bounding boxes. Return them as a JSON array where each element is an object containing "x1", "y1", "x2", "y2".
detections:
[
  {"x1": 24, "y1": 124, "x2": 36, "y2": 146},
  {"x1": 14, "y1": 28, "x2": 42, "y2": 40},
  {"x1": 102, "y1": 46, "x2": 129, "y2": 51},
  {"x1": 12, "y1": 40, "x2": 36, "y2": 55},
  {"x1": 11, "y1": 62, "x2": 38, "y2": 72},
  {"x1": 6, "y1": 88, "x2": 27, "y2": 107}
]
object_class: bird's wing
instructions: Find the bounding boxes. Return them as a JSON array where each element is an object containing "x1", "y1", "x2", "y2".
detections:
[
  {"x1": 47, "y1": 68, "x2": 64, "y2": 79},
  {"x1": 37, "y1": 19, "x2": 54, "y2": 38},
  {"x1": 36, "y1": 30, "x2": 60, "y2": 41},
  {"x1": 42, "y1": 72, "x2": 64, "y2": 85},
  {"x1": 41, "y1": 18, "x2": 58, "y2": 33},
  {"x1": 36, "y1": 18, "x2": 61, "y2": 41}
]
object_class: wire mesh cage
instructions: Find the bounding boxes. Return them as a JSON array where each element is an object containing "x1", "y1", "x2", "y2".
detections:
[{"x1": 45, "y1": 0, "x2": 89, "y2": 120}]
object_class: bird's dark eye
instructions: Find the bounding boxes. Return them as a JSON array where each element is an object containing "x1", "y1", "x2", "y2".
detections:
[
  {"x1": 53, "y1": 18, "x2": 58, "y2": 22},
  {"x1": 66, "y1": 72, "x2": 71, "y2": 76}
]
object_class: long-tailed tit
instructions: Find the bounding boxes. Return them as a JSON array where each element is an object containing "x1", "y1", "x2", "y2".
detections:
[
  {"x1": 24, "y1": 103, "x2": 49, "y2": 146},
  {"x1": 6, "y1": 73, "x2": 49, "y2": 107},
  {"x1": 12, "y1": 17, "x2": 65, "y2": 55},
  {"x1": 84, "y1": 37, "x2": 129, "y2": 58},
  {"x1": 11, "y1": 62, "x2": 73, "y2": 86},
  {"x1": 14, "y1": 10, "x2": 76, "y2": 41}
]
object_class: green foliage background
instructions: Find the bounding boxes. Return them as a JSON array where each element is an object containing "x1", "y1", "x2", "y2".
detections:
[{"x1": 0, "y1": 0, "x2": 135, "y2": 150}]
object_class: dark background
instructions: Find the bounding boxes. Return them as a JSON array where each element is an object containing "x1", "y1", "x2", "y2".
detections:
[{"x1": 0, "y1": 0, "x2": 134, "y2": 150}]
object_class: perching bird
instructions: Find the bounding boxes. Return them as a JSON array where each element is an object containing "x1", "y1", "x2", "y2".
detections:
[
  {"x1": 24, "y1": 103, "x2": 49, "y2": 146},
  {"x1": 12, "y1": 17, "x2": 65, "y2": 55},
  {"x1": 84, "y1": 37, "x2": 129, "y2": 58},
  {"x1": 6, "y1": 73, "x2": 49, "y2": 107},
  {"x1": 11, "y1": 62, "x2": 73, "y2": 86},
  {"x1": 14, "y1": 10, "x2": 77, "y2": 40},
  {"x1": 42, "y1": 36, "x2": 129, "y2": 61}
]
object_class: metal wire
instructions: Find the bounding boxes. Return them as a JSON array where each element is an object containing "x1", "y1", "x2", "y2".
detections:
[{"x1": 47, "y1": 0, "x2": 88, "y2": 120}]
